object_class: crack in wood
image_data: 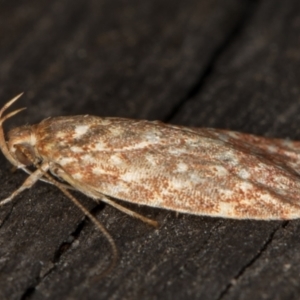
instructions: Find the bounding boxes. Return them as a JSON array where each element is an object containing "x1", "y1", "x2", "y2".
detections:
[{"x1": 216, "y1": 221, "x2": 288, "y2": 300}]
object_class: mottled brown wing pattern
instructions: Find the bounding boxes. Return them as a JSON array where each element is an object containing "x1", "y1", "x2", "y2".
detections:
[
  {"x1": 2, "y1": 95, "x2": 300, "y2": 275},
  {"x1": 34, "y1": 116, "x2": 300, "y2": 220}
]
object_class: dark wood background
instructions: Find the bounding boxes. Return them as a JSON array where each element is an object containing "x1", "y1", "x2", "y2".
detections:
[{"x1": 1, "y1": 0, "x2": 300, "y2": 299}]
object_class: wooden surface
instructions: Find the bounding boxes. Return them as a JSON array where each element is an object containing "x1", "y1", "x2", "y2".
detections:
[{"x1": 1, "y1": 0, "x2": 300, "y2": 299}]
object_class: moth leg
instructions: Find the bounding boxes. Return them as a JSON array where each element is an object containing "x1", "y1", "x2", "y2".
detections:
[
  {"x1": 99, "y1": 194, "x2": 158, "y2": 228},
  {"x1": 21, "y1": 167, "x2": 76, "y2": 191},
  {"x1": 18, "y1": 160, "x2": 117, "y2": 277},
  {"x1": 0, "y1": 162, "x2": 49, "y2": 206},
  {"x1": 50, "y1": 163, "x2": 159, "y2": 227}
]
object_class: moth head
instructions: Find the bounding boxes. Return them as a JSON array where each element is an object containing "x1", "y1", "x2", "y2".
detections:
[{"x1": 7, "y1": 125, "x2": 39, "y2": 166}]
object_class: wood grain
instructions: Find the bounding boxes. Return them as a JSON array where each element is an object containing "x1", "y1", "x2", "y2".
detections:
[{"x1": 1, "y1": 0, "x2": 300, "y2": 299}]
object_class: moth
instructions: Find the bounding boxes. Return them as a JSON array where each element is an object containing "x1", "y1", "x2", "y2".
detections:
[{"x1": 1, "y1": 93, "x2": 300, "y2": 273}]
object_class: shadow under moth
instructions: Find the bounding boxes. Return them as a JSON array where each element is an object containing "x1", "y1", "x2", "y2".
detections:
[{"x1": 1, "y1": 93, "x2": 300, "y2": 274}]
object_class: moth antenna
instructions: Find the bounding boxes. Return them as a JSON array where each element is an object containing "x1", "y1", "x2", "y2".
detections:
[
  {"x1": 0, "y1": 107, "x2": 27, "y2": 125},
  {"x1": 16, "y1": 145, "x2": 118, "y2": 277},
  {"x1": 0, "y1": 93, "x2": 26, "y2": 167},
  {"x1": 0, "y1": 93, "x2": 24, "y2": 117}
]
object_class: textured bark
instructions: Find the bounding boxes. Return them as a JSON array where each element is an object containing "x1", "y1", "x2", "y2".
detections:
[{"x1": 0, "y1": 0, "x2": 300, "y2": 299}]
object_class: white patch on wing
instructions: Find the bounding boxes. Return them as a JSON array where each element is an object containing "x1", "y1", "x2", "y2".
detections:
[
  {"x1": 92, "y1": 167, "x2": 104, "y2": 175},
  {"x1": 58, "y1": 157, "x2": 76, "y2": 165},
  {"x1": 112, "y1": 184, "x2": 129, "y2": 195},
  {"x1": 267, "y1": 145, "x2": 277, "y2": 153},
  {"x1": 260, "y1": 193, "x2": 278, "y2": 205},
  {"x1": 74, "y1": 125, "x2": 90, "y2": 138},
  {"x1": 120, "y1": 141, "x2": 151, "y2": 151},
  {"x1": 218, "y1": 133, "x2": 229, "y2": 142},
  {"x1": 168, "y1": 148, "x2": 189, "y2": 155},
  {"x1": 110, "y1": 154, "x2": 124, "y2": 165},
  {"x1": 110, "y1": 127, "x2": 124, "y2": 136},
  {"x1": 112, "y1": 141, "x2": 154, "y2": 152},
  {"x1": 170, "y1": 178, "x2": 185, "y2": 189},
  {"x1": 239, "y1": 182, "x2": 253, "y2": 192},
  {"x1": 189, "y1": 173, "x2": 205, "y2": 184},
  {"x1": 73, "y1": 172, "x2": 83, "y2": 180},
  {"x1": 70, "y1": 146, "x2": 85, "y2": 153},
  {"x1": 145, "y1": 154, "x2": 158, "y2": 166},
  {"x1": 94, "y1": 142, "x2": 107, "y2": 151},
  {"x1": 120, "y1": 172, "x2": 136, "y2": 182},
  {"x1": 30, "y1": 134, "x2": 37, "y2": 146},
  {"x1": 56, "y1": 131, "x2": 67, "y2": 139},
  {"x1": 176, "y1": 162, "x2": 188, "y2": 172},
  {"x1": 227, "y1": 132, "x2": 240, "y2": 139},
  {"x1": 222, "y1": 151, "x2": 240, "y2": 166},
  {"x1": 222, "y1": 189, "x2": 234, "y2": 198},
  {"x1": 252, "y1": 163, "x2": 267, "y2": 177},
  {"x1": 211, "y1": 165, "x2": 228, "y2": 176},
  {"x1": 237, "y1": 169, "x2": 250, "y2": 179},
  {"x1": 144, "y1": 132, "x2": 161, "y2": 142},
  {"x1": 81, "y1": 154, "x2": 97, "y2": 164},
  {"x1": 218, "y1": 202, "x2": 234, "y2": 216},
  {"x1": 99, "y1": 119, "x2": 112, "y2": 125}
]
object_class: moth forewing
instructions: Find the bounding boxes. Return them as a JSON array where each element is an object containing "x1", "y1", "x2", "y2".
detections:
[
  {"x1": 33, "y1": 115, "x2": 300, "y2": 220},
  {"x1": 1, "y1": 94, "x2": 300, "y2": 275}
]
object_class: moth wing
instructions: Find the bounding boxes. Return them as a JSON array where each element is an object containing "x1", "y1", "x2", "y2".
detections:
[
  {"x1": 204, "y1": 128, "x2": 300, "y2": 174},
  {"x1": 37, "y1": 118, "x2": 300, "y2": 220}
]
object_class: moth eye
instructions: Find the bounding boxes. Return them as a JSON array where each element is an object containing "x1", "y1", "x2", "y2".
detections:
[{"x1": 13, "y1": 145, "x2": 33, "y2": 166}]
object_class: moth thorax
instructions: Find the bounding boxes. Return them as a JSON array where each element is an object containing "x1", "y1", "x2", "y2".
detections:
[{"x1": 7, "y1": 125, "x2": 38, "y2": 166}]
